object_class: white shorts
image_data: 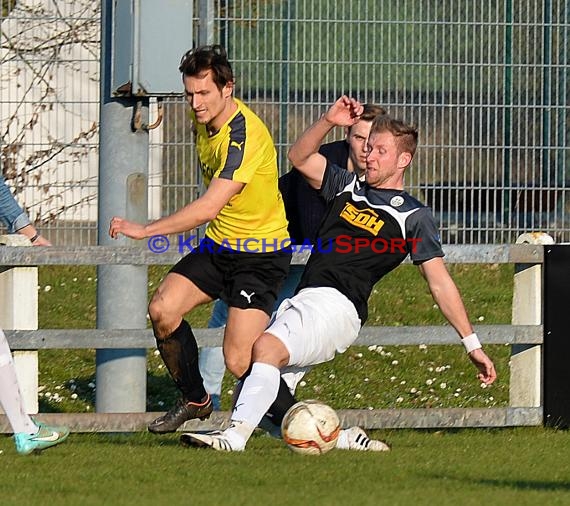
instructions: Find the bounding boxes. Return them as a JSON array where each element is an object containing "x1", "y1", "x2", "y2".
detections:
[{"x1": 266, "y1": 287, "x2": 361, "y2": 368}]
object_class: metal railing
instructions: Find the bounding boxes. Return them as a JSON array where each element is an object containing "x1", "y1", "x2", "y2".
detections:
[{"x1": 0, "y1": 243, "x2": 544, "y2": 432}]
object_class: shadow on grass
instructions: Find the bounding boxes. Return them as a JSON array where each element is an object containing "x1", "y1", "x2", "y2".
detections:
[
  {"x1": 146, "y1": 371, "x2": 179, "y2": 411},
  {"x1": 476, "y1": 478, "x2": 570, "y2": 492},
  {"x1": 79, "y1": 432, "x2": 183, "y2": 448},
  {"x1": 421, "y1": 472, "x2": 570, "y2": 492}
]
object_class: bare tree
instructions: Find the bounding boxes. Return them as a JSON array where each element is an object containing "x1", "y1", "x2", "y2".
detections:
[{"x1": 0, "y1": 0, "x2": 100, "y2": 224}]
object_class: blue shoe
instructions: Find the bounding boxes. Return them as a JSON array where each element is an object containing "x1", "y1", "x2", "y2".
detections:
[
  {"x1": 211, "y1": 394, "x2": 221, "y2": 411},
  {"x1": 14, "y1": 421, "x2": 70, "y2": 455},
  {"x1": 258, "y1": 415, "x2": 282, "y2": 439}
]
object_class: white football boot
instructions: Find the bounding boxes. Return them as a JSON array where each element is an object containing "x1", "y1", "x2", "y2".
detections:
[
  {"x1": 336, "y1": 426, "x2": 391, "y2": 452},
  {"x1": 180, "y1": 430, "x2": 242, "y2": 452}
]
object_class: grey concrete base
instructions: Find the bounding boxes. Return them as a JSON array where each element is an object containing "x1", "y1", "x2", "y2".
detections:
[{"x1": 0, "y1": 407, "x2": 542, "y2": 434}]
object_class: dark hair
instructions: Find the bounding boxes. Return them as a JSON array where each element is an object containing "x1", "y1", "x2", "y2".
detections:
[
  {"x1": 179, "y1": 44, "x2": 234, "y2": 90},
  {"x1": 347, "y1": 103, "x2": 386, "y2": 133},
  {"x1": 370, "y1": 114, "x2": 418, "y2": 158},
  {"x1": 360, "y1": 104, "x2": 387, "y2": 122}
]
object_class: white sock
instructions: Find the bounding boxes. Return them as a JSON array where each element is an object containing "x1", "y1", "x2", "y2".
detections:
[
  {"x1": 0, "y1": 329, "x2": 37, "y2": 434},
  {"x1": 226, "y1": 362, "x2": 280, "y2": 448},
  {"x1": 336, "y1": 429, "x2": 350, "y2": 449},
  {"x1": 222, "y1": 420, "x2": 256, "y2": 451}
]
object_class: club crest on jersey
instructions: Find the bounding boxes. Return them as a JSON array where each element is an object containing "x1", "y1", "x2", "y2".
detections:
[
  {"x1": 339, "y1": 203, "x2": 384, "y2": 236},
  {"x1": 390, "y1": 196, "x2": 404, "y2": 207}
]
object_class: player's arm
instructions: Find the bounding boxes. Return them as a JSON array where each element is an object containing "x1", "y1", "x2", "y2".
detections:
[
  {"x1": 288, "y1": 96, "x2": 363, "y2": 189},
  {"x1": 109, "y1": 177, "x2": 244, "y2": 239},
  {"x1": 15, "y1": 224, "x2": 52, "y2": 246},
  {"x1": 417, "y1": 256, "x2": 497, "y2": 385}
]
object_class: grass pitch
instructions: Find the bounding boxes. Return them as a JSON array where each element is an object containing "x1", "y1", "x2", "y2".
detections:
[{"x1": 1, "y1": 428, "x2": 570, "y2": 506}]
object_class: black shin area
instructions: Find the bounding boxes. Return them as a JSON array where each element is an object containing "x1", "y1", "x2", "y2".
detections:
[
  {"x1": 155, "y1": 319, "x2": 206, "y2": 402},
  {"x1": 238, "y1": 364, "x2": 253, "y2": 382},
  {"x1": 266, "y1": 377, "x2": 297, "y2": 426}
]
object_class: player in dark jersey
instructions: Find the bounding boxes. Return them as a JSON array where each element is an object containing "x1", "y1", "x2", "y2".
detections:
[{"x1": 181, "y1": 96, "x2": 497, "y2": 452}]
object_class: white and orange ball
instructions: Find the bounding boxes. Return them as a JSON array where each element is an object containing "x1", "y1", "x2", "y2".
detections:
[{"x1": 281, "y1": 400, "x2": 341, "y2": 455}]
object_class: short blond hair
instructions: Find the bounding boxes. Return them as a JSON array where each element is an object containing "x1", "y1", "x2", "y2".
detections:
[{"x1": 370, "y1": 114, "x2": 418, "y2": 158}]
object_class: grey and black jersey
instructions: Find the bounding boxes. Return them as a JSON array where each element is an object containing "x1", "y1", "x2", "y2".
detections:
[{"x1": 297, "y1": 162, "x2": 444, "y2": 324}]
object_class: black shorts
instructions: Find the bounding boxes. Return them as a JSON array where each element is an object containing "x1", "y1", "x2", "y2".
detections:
[{"x1": 170, "y1": 238, "x2": 292, "y2": 316}]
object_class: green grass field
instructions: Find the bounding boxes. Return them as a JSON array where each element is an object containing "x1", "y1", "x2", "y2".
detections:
[{"x1": 2, "y1": 428, "x2": 570, "y2": 506}]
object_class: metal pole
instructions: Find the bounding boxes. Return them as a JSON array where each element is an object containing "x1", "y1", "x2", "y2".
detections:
[
  {"x1": 542, "y1": 0, "x2": 552, "y2": 186},
  {"x1": 503, "y1": 0, "x2": 512, "y2": 229},
  {"x1": 556, "y1": 3, "x2": 568, "y2": 219},
  {"x1": 279, "y1": 0, "x2": 294, "y2": 173},
  {"x1": 199, "y1": 0, "x2": 215, "y2": 45},
  {"x1": 95, "y1": 0, "x2": 148, "y2": 413},
  {"x1": 220, "y1": 0, "x2": 229, "y2": 49}
]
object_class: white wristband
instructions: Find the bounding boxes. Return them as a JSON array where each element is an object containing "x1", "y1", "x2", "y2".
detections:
[{"x1": 461, "y1": 333, "x2": 482, "y2": 353}]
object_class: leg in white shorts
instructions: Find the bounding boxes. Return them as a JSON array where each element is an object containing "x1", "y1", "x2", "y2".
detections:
[{"x1": 266, "y1": 287, "x2": 361, "y2": 368}]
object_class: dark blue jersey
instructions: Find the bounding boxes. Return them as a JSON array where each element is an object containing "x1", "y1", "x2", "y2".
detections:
[
  {"x1": 298, "y1": 162, "x2": 444, "y2": 324},
  {"x1": 279, "y1": 140, "x2": 349, "y2": 244}
]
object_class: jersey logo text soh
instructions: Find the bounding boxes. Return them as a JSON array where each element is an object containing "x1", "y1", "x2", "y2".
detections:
[{"x1": 339, "y1": 203, "x2": 384, "y2": 236}]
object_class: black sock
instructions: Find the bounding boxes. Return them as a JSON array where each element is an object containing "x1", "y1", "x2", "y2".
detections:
[
  {"x1": 238, "y1": 364, "x2": 253, "y2": 382},
  {"x1": 265, "y1": 377, "x2": 297, "y2": 426},
  {"x1": 155, "y1": 319, "x2": 207, "y2": 403}
]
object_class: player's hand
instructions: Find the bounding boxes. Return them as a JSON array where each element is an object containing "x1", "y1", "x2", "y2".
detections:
[
  {"x1": 468, "y1": 348, "x2": 497, "y2": 385},
  {"x1": 324, "y1": 96, "x2": 364, "y2": 128},
  {"x1": 109, "y1": 216, "x2": 147, "y2": 240},
  {"x1": 32, "y1": 235, "x2": 52, "y2": 246}
]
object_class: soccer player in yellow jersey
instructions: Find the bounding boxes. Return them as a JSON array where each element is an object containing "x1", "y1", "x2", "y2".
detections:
[{"x1": 109, "y1": 45, "x2": 291, "y2": 433}]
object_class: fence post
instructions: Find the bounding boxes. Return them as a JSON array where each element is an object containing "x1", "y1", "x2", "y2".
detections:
[
  {"x1": 95, "y1": 0, "x2": 148, "y2": 413},
  {"x1": 509, "y1": 233, "x2": 552, "y2": 407},
  {"x1": 543, "y1": 244, "x2": 570, "y2": 427},
  {"x1": 0, "y1": 234, "x2": 38, "y2": 413}
]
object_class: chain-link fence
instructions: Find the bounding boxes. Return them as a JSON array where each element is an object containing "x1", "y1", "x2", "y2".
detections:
[{"x1": 1, "y1": 0, "x2": 568, "y2": 245}]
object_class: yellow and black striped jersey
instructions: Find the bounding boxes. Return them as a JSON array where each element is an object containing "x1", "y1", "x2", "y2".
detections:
[{"x1": 193, "y1": 99, "x2": 289, "y2": 252}]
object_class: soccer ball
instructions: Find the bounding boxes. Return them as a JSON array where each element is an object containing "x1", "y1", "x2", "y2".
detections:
[{"x1": 281, "y1": 400, "x2": 341, "y2": 455}]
